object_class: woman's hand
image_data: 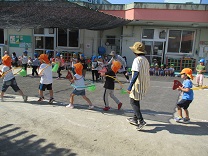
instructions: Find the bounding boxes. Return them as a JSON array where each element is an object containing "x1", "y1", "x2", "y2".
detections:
[{"x1": 127, "y1": 90, "x2": 131, "y2": 94}]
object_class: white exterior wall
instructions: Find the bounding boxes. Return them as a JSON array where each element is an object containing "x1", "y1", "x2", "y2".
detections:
[
  {"x1": 82, "y1": 29, "x2": 99, "y2": 58},
  {"x1": 98, "y1": 27, "x2": 122, "y2": 55},
  {"x1": 4, "y1": 29, "x2": 33, "y2": 57},
  {"x1": 121, "y1": 26, "x2": 142, "y2": 67}
]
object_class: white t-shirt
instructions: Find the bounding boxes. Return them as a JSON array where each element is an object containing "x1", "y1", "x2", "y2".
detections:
[
  {"x1": 2, "y1": 66, "x2": 14, "y2": 81},
  {"x1": 39, "y1": 63, "x2": 53, "y2": 84},
  {"x1": 73, "y1": 74, "x2": 85, "y2": 90},
  {"x1": 22, "y1": 56, "x2": 28, "y2": 64},
  {"x1": 97, "y1": 61, "x2": 104, "y2": 71},
  {"x1": 131, "y1": 57, "x2": 141, "y2": 72}
]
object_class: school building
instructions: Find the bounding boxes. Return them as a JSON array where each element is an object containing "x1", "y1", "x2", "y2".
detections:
[{"x1": 0, "y1": 1, "x2": 208, "y2": 71}]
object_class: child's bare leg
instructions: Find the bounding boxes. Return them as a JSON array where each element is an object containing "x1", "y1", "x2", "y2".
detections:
[
  {"x1": 70, "y1": 93, "x2": 75, "y2": 105},
  {"x1": 177, "y1": 106, "x2": 183, "y2": 117},
  {"x1": 18, "y1": 90, "x2": 24, "y2": 96},
  {"x1": 39, "y1": 90, "x2": 44, "y2": 97},
  {"x1": 49, "y1": 90, "x2": 53, "y2": 98},
  {"x1": 82, "y1": 95, "x2": 92, "y2": 105},
  {"x1": 1, "y1": 92, "x2": 5, "y2": 99},
  {"x1": 184, "y1": 109, "x2": 189, "y2": 119}
]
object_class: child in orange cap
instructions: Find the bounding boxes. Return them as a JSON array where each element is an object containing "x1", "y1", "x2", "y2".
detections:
[
  {"x1": 100, "y1": 61, "x2": 122, "y2": 111},
  {"x1": 66, "y1": 62, "x2": 94, "y2": 109},
  {"x1": 174, "y1": 68, "x2": 194, "y2": 123},
  {"x1": 38, "y1": 54, "x2": 54, "y2": 103},
  {"x1": 0, "y1": 55, "x2": 28, "y2": 102}
]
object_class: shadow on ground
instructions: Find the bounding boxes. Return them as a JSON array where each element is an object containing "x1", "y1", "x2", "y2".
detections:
[
  {"x1": 140, "y1": 122, "x2": 208, "y2": 136},
  {"x1": 0, "y1": 124, "x2": 76, "y2": 156}
]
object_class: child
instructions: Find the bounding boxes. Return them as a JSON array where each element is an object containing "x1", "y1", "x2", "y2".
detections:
[
  {"x1": 154, "y1": 64, "x2": 160, "y2": 76},
  {"x1": 196, "y1": 59, "x2": 206, "y2": 87},
  {"x1": 22, "y1": 51, "x2": 28, "y2": 75},
  {"x1": 79, "y1": 54, "x2": 88, "y2": 78},
  {"x1": 164, "y1": 65, "x2": 169, "y2": 76},
  {"x1": 31, "y1": 53, "x2": 40, "y2": 77},
  {"x1": 38, "y1": 54, "x2": 54, "y2": 103},
  {"x1": 100, "y1": 61, "x2": 122, "y2": 111},
  {"x1": 149, "y1": 64, "x2": 155, "y2": 76},
  {"x1": 169, "y1": 64, "x2": 175, "y2": 77},
  {"x1": 55, "y1": 53, "x2": 65, "y2": 79},
  {"x1": 159, "y1": 64, "x2": 165, "y2": 76},
  {"x1": 175, "y1": 68, "x2": 194, "y2": 123},
  {"x1": 91, "y1": 56, "x2": 99, "y2": 82},
  {"x1": 0, "y1": 55, "x2": 28, "y2": 102},
  {"x1": 97, "y1": 55, "x2": 104, "y2": 80},
  {"x1": 71, "y1": 53, "x2": 78, "y2": 75},
  {"x1": 11, "y1": 52, "x2": 18, "y2": 67},
  {"x1": 28, "y1": 56, "x2": 33, "y2": 68},
  {"x1": 65, "y1": 62, "x2": 94, "y2": 109}
]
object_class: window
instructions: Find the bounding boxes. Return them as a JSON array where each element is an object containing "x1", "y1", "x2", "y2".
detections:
[
  {"x1": 49, "y1": 28, "x2": 54, "y2": 34},
  {"x1": 57, "y1": 29, "x2": 79, "y2": 47},
  {"x1": 181, "y1": 31, "x2": 194, "y2": 53},
  {"x1": 58, "y1": 29, "x2": 67, "y2": 46},
  {"x1": 167, "y1": 30, "x2": 195, "y2": 53},
  {"x1": 35, "y1": 36, "x2": 43, "y2": 49},
  {"x1": 167, "y1": 30, "x2": 181, "y2": 53},
  {"x1": 45, "y1": 37, "x2": 54, "y2": 49},
  {"x1": 68, "y1": 30, "x2": 79, "y2": 47},
  {"x1": 142, "y1": 29, "x2": 154, "y2": 39},
  {"x1": 34, "y1": 28, "x2": 44, "y2": 34},
  {"x1": 0, "y1": 29, "x2": 4, "y2": 44},
  {"x1": 106, "y1": 36, "x2": 116, "y2": 45}
]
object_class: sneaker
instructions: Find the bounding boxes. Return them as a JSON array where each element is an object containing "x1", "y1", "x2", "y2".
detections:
[
  {"x1": 118, "y1": 102, "x2": 122, "y2": 110},
  {"x1": 126, "y1": 117, "x2": 138, "y2": 126},
  {"x1": 23, "y1": 95, "x2": 28, "y2": 102},
  {"x1": 56, "y1": 77, "x2": 60, "y2": 80},
  {"x1": 126, "y1": 80, "x2": 130, "y2": 83},
  {"x1": 182, "y1": 117, "x2": 190, "y2": 123},
  {"x1": 48, "y1": 98, "x2": 54, "y2": 104},
  {"x1": 66, "y1": 104, "x2": 74, "y2": 109},
  {"x1": 103, "y1": 106, "x2": 110, "y2": 111},
  {"x1": 174, "y1": 116, "x2": 183, "y2": 123},
  {"x1": 88, "y1": 105, "x2": 94, "y2": 110},
  {"x1": 38, "y1": 97, "x2": 44, "y2": 102},
  {"x1": 136, "y1": 121, "x2": 147, "y2": 131}
]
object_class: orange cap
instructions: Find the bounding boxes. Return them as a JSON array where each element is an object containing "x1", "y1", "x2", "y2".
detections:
[
  {"x1": 111, "y1": 61, "x2": 121, "y2": 73},
  {"x1": 2, "y1": 55, "x2": 12, "y2": 67},
  {"x1": 38, "y1": 54, "x2": 50, "y2": 64},
  {"x1": 180, "y1": 68, "x2": 194, "y2": 80},
  {"x1": 74, "y1": 62, "x2": 83, "y2": 75}
]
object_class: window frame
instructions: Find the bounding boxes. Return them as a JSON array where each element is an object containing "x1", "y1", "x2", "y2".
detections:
[
  {"x1": 0, "y1": 29, "x2": 4, "y2": 44},
  {"x1": 57, "y1": 28, "x2": 80, "y2": 48},
  {"x1": 166, "y1": 29, "x2": 196, "y2": 54}
]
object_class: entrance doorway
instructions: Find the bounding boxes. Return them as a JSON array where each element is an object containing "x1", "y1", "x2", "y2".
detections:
[{"x1": 142, "y1": 41, "x2": 165, "y2": 66}]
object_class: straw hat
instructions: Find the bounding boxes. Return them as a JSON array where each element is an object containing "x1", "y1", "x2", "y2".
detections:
[
  {"x1": 129, "y1": 42, "x2": 145, "y2": 54},
  {"x1": 109, "y1": 51, "x2": 116, "y2": 56}
]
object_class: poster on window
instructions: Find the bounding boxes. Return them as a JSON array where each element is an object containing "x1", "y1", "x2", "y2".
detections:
[{"x1": 9, "y1": 35, "x2": 31, "y2": 48}]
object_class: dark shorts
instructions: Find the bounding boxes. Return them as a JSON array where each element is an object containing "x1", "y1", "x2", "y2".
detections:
[
  {"x1": 1, "y1": 78, "x2": 20, "y2": 92},
  {"x1": 39, "y1": 83, "x2": 52, "y2": 91},
  {"x1": 72, "y1": 89, "x2": 85, "y2": 96},
  {"x1": 177, "y1": 99, "x2": 192, "y2": 109}
]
